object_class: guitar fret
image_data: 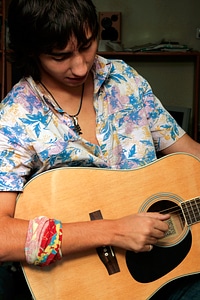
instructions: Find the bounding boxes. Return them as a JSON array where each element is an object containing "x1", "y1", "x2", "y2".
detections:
[
  {"x1": 193, "y1": 197, "x2": 200, "y2": 222},
  {"x1": 181, "y1": 197, "x2": 200, "y2": 225}
]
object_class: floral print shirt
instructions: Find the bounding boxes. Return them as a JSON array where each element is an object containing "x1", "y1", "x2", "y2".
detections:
[{"x1": 0, "y1": 55, "x2": 185, "y2": 191}]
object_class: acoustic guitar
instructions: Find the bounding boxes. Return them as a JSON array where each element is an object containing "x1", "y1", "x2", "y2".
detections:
[{"x1": 15, "y1": 152, "x2": 200, "y2": 299}]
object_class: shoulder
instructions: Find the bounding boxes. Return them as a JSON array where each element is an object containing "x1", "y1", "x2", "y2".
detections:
[
  {"x1": 94, "y1": 54, "x2": 138, "y2": 75},
  {"x1": 94, "y1": 54, "x2": 148, "y2": 88},
  {"x1": 0, "y1": 77, "x2": 43, "y2": 115}
]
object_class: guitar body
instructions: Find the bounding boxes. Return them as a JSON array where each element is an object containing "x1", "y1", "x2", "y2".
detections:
[{"x1": 15, "y1": 153, "x2": 200, "y2": 299}]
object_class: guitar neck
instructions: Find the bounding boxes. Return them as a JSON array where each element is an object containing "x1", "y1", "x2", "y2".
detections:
[{"x1": 181, "y1": 197, "x2": 200, "y2": 225}]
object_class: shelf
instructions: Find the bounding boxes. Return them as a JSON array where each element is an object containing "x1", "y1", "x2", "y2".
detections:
[{"x1": 98, "y1": 50, "x2": 200, "y2": 60}]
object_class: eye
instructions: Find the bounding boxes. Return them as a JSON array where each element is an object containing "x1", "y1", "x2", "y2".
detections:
[
  {"x1": 80, "y1": 42, "x2": 92, "y2": 51},
  {"x1": 52, "y1": 56, "x2": 65, "y2": 62},
  {"x1": 51, "y1": 54, "x2": 71, "y2": 61}
]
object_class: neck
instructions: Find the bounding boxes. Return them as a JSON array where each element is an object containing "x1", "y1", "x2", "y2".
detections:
[{"x1": 39, "y1": 82, "x2": 85, "y2": 135}]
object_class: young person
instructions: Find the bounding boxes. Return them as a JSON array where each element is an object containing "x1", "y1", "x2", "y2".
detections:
[{"x1": 0, "y1": 0, "x2": 200, "y2": 298}]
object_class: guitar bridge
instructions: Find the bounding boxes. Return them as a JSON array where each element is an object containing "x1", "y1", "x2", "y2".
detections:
[{"x1": 89, "y1": 210, "x2": 120, "y2": 275}]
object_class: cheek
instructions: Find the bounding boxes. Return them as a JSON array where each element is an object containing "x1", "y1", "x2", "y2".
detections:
[
  {"x1": 87, "y1": 43, "x2": 98, "y2": 64},
  {"x1": 41, "y1": 61, "x2": 66, "y2": 76},
  {"x1": 91, "y1": 41, "x2": 98, "y2": 55}
]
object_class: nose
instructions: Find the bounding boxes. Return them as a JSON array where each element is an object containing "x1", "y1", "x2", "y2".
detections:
[{"x1": 70, "y1": 52, "x2": 88, "y2": 77}]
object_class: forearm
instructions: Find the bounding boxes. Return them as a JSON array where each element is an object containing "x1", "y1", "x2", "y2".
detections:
[
  {"x1": 162, "y1": 133, "x2": 200, "y2": 159},
  {"x1": 0, "y1": 211, "x2": 169, "y2": 263},
  {"x1": 0, "y1": 216, "x2": 28, "y2": 261},
  {"x1": 61, "y1": 219, "x2": 117, "y2": 255},
  {"x1": 0, "y1": 215, "x2": 116, "y2": 262}
]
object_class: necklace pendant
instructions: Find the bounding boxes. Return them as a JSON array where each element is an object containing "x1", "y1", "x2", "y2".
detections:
[
  {"x1": 39, "y1": 83, "x2": 85, "y2": 136},
  {"x1": 72, "y1": 117, "x2": 82, "y2": 135}
]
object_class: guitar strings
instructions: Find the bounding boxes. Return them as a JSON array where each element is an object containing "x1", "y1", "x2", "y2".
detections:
[
  {"x1": 156, "y1": 204, "x2": 198, "y2": 220},
  {"x1": 158, "y1": 206, "x2": 182, "y2": 215},
  {"x1": 148, "y1": 207, "x2": 183, "y2": 221},
  {"x1": 159, "y1": 204, "x2": 198, "y2": 215}
]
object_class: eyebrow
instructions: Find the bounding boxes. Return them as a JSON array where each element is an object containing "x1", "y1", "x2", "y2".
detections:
[{"x1": 50, "y1": 36, "x2": 94, "y2": 56}]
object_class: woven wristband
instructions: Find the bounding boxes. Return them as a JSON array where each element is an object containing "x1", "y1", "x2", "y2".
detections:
[{"x1": 25, "y1": 216, "x2": 63, "y2": 267}]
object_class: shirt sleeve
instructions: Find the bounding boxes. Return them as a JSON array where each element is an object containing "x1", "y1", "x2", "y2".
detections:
[
  {"x1": 142, "y1": 78, "x2": 186, "y2": 152},
  {"x1": 107, "y1": 59, "x2": 185, "y2": 153},
  {"x1": 0, "y1": 130, "x2": 33, "y2": 191},
  {"x1": 0, "y1": 105, "x2": 36, "y2": 192}
]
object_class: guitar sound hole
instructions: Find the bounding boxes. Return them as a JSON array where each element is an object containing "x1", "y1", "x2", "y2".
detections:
[
  {"x1": 148, "y1": 199, "x2": 178, "y2": 214},
  {"x1": 141, "y1": 196, "x2": 187, "y2": 247}
]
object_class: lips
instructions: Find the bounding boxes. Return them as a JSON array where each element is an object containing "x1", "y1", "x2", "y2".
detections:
[{"x1": 65, "y1": 75, "x2": 88, "y2": 84}]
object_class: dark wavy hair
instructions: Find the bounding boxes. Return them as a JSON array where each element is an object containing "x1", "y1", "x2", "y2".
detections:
[{"x1": 8, "y1": 0, "x2": 99, "y2": 81}]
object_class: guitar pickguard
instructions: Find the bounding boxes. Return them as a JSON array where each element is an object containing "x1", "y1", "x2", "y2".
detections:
[{"x1": 126, "y1": 230, "x2": 192, "y2": 283}]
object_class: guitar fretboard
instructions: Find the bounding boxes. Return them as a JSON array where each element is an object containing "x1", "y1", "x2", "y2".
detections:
[{"x1": 181, "y1": 197, "x2": 200, "y2": 225}]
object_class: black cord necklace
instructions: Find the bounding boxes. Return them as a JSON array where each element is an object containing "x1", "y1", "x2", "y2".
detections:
[{"x1": 40, "y1": 82, "x2": 84, "y2": 135}]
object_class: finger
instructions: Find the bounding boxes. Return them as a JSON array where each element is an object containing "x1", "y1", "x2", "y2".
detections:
[
  {"x1": 141, "y1": 212, "x2": 170, "y2": 220},
  {"x1": 148, "y1": 245, "x2": 153, "y2": 251},
  {"x1": 151, "y1": 227, "x2": 167, "y2": 239},
  {"x1": 143, "y1": 244, "x2": 153, "y2": 252}
]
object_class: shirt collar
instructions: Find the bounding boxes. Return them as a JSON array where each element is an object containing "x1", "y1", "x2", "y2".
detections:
[
  {"x1": 92, "y1": 55, "x2": 112, "y2": 94},
  {"x1": 25, "y1": 54, "x2": 112, "y2": 110}
]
